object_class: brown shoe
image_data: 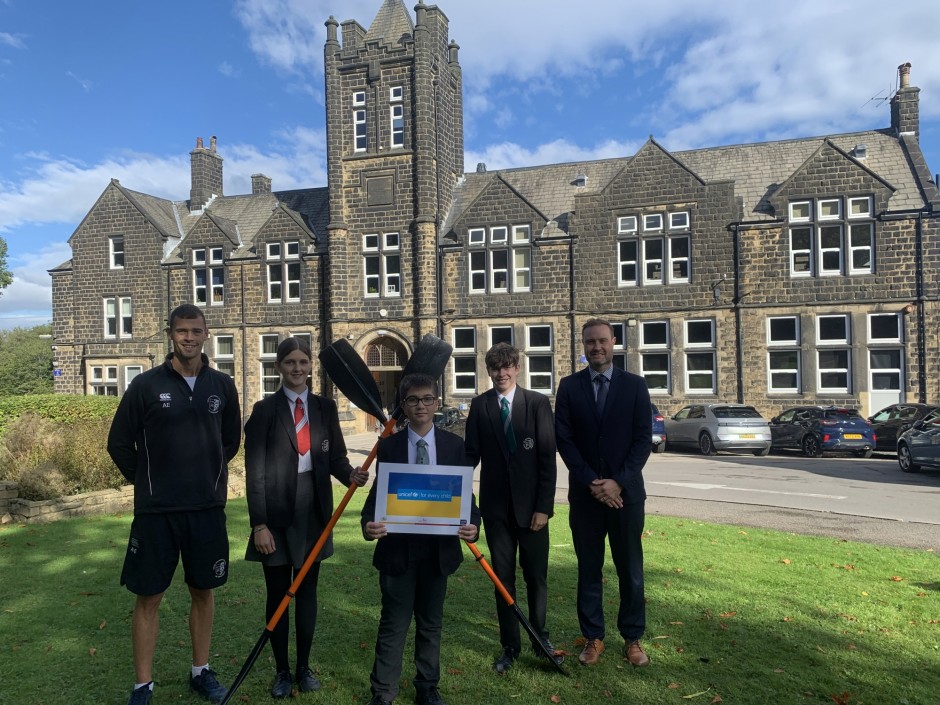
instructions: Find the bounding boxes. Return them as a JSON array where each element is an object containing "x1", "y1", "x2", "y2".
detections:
[
  {"x1": 626, "y1": 639, "x2": 650, "y2": 667},
  {"x1": 578, "y1": 638, "x2": 605, "y2": 666}
]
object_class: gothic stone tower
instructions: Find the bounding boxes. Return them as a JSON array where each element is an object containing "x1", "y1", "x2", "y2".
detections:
[{"x1": 323, "y1": 0, "x2": 463, "y2": 423}]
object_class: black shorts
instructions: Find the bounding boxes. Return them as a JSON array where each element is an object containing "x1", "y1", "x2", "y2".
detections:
[{"x1": 121, "y1": 508, "x2": 229, "y2": 595}]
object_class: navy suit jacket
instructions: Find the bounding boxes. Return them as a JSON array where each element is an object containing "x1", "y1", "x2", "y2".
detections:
[
  {"x1": 555, "y1": 366, "x2": 652, "y2": 506},
  {"x1": 361, "y1": 427, "x2": 481, "y2": 577},
  {"x1": 464, "y1": 386, "x2": 557, "y2": 525}
]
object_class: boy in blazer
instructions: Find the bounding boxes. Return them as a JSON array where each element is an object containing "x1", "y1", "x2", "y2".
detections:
[
  {"x1": 555, "y1": 318, "x2": 652, "y2": 668},
  {"x1": 464, "y1": 343, "x2": 559, "y2": 673},
  {"x1": 362, "y1": 374, "x2": 480, "y2": 705}
]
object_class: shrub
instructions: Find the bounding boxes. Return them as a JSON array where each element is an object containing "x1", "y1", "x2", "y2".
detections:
[{"x1": 0, "y1": 394, "x2": 119, "y2": 435}]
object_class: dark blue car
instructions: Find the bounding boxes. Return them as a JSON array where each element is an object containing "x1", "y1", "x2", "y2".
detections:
[
  {"x1": 769, "y1": 406, "x2": 876, "y2": 458},
  {"x1": 652, "y1": 403, "x2": 666, "y2": 453}
]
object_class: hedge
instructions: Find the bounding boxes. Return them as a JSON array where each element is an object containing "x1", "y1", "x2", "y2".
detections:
[{"x1": 0, "y1": 394, "x2": 120, "y2": 435}]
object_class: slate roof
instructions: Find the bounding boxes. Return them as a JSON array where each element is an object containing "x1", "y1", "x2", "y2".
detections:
[
  {"x1": 366, "y1": 0, "x2": 414, "y2": 45},
  {"x1": 442, "y1": 128, "x2": 928, "y2": 242}
]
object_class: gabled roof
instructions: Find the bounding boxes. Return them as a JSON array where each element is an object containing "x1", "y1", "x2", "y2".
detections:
[
  {"x1": 443, "y1": 128, "x2": 928, "y2": 238},
  {"x1": 366, "y1": 0, "x2": 413, "y2": 45}
]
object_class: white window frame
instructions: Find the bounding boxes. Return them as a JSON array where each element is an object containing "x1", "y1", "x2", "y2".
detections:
[
  {"x1": 669, "y1": 236, "x2": 690, "y2": 284},
  {"x1": 869, "y1": 348, "x2": 903, "y2": 395},
  {"x1": 685, "y1": 351, "x2": 716, "y2": 394},
  {"x1": 363, "y1": 232, "x2": 401, "y2": 298},
  {"x1": 617, "y1": 216, "x2": 637, "y2": 234},
  {"x1": 90, "y1": 365, "x2": 119, "y2": 396},
  {"x1": 512, "y1": 224, "x2": 531, "y2": 243},
  {"x1": 513, "y1": 248, "x2": 531, "y2": 291},
  {"x1": 848, "y1": 223, "x2": 873, "y2": 275},
  {"x1": 669, "y1": 211, "x2": 689, "y2": 230},
  {"x1": 453, "y1": 356, "x2": 477, "y2": 394},
  {"x1": 767, "y1": 316, "x2": 799, "y2": 346},
  {"x1": 817, "y1": 224, "x2": 843, "y2": 276},
  {"x1": 192, "y1": 247, "x2": 224, "y2": 306},
  {"x1": 124, "y1": 365, "x2": 143, "y2": 389},
  {"x1": 767, "y1": 350, "x2": 801, "y2": 393},
  {"x1": 490, "y1": 226, "x2": 508, "y2": 244},
  {"x1": 469, "y1": 250, "x2": 486, "y2": 293},
  {"x1": 526, "y1": 324, "x2": 552, "y2": 352},
  {"x1": 789, "y1": 201, "x2": 812, "y2": 222},
  {"x1": 103, "y1": 296, "x2": 132, "y2": 339},
  {"x1": 267, "y1": 241, "x2": 302, "y2": 303},
  {"x1": 868, "y1": 313, "x2": 902, "y2": 343},
  {"x1": 526, "y1": 354, "x2": 554, "y2": 393},
  {"x1": 818, "y1": 198, "x2": 841, "y2": 220},
  {"x1": 389, "y1": 86, "x2": 403, "y2": 102},
  {"x1": 642, "y1": 238, "x2": 664, "y2": 285},
  {"x1": 848, "y1": 196, "x2": 872, "y2": 218},
  {"x1": 452, "y1": 327, "x2": 476, "y2": 352},
  {"x1": 817, "y1": 314, "x2": 850, "y2": 345},
  {"x1": 789, "y1": 226, "x2": 813, "y2": 277},
  {"x1": 489, "y1": 249, "x2": 509, "y2": 293},
  {"x1": 640, "y1": 321, "x2": 669, "y2": 349},
  {"x1": 489, "y1": 326, "x2": 514, "y2": 347},
  {"x1": 640, "y1": 352, "x2": 670, "y2": 394},
  {"x1": 109, "y1": 235, "x2": 125, "y2": 269},
  {"x1": 260, "y1": 334, "x2": 280, "y2": 398},
  {"x1": 354, "y1": 109, "x2": 367, "y2": 152},
  {"x1": 643, "y1": 213, "x2": 663, "y2": 231},
  {"x1": 817, "y1": 348, "x2": 851, "y2": 393},
  {"x1": 468, "y1": 228, "x2": 485, "y2": 246},
  {"x1": 617, "y1": 240, "x2": 638, "y2": 287},
  {"x1": 352, "y1": 91, "x2": 366, "y2": 106},
  {"x1": 390, "y1": 104, "x2": 404, "y2": 148},
  {"x1": 685, "y1": 319, "x2": 714, "y2": 348}
]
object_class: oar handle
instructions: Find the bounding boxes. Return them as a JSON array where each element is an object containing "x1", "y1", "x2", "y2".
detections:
[
  {"x1": 264, "y1": 415, "x2": 399, "y2": 632},
  {"x1": 465, "y1": 540, "x2": 515, "y2": 607}
]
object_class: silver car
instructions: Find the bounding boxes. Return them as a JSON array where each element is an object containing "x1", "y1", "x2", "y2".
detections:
[{"x1": 665, "y1": 403, "x2": 772, "y2": 456}]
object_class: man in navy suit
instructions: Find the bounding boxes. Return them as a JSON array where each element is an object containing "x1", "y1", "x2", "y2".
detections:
[
  {"x1": 362, "y1": 373, "x2": 480, "y2": 705},
  {"x1": 465, "y1": 342, "x2": 559, "y2": 673},
  {"x1": 555, "y1": 318, "x2": 652, "y2": 668}
]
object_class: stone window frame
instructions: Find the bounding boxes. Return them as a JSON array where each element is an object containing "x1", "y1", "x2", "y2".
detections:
[
  {"x1": 103, "y1": 296, "x2": 133, "y2": 339},
  {"x1": 524, "y1": 323, "x2": 553, "y2": 393},
  {"x1": 684, "y1": 319, "x2": 716, "y2": 394},
  {"x1": 90, "y1": 365, "x2": 118, "y2": 396},
  {"x1": 816, "y1": 313, "x2": 852, "y2": 393},
  {"x1": 467, "y1": 224, "x2": 532, "y2": 295},
  {"x1": 766, "y1": 315, "x2": 801, "y2": 393},
  {"x1": 617, "y1": 210, "x2": 691, "y2": 287},
  {"x1": 192, "y1": 247, "x2": 225, "y2": 306},
  {"x1": 266, "y1": 240, "x2": 302, "y2": 303},
  {"x1": 452, "y1": 326, "x2": 477, "y2": 395},
  {"x1": 109, "y1": 235, "x2": 125, "y2": 269},
  {"x1": 363, "y1": 232, "x2": 402, "y2": 298},
  {"x1": 787, "y1": 197, "x2": 874, "y2": 278},
  {"x1": 260, "y1": 333, "x2": 280, "y2": 398}
]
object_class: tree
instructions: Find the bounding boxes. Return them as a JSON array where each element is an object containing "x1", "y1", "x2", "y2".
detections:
[
  {"x1": 0, "y1": 238, "x2": 13, "y2": 291},
  {"x1": 0, "y1": 324, "x2": 54, "y2": 396}
]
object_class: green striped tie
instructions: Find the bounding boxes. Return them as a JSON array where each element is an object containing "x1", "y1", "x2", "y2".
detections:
[{"x1": 501, "y1": 397, "x2": 517, "y2": 453}]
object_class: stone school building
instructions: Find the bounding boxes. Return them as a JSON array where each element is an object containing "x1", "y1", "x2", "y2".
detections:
[{"x1": 50, "y1": 0, "x2": 940, "y2": 430}]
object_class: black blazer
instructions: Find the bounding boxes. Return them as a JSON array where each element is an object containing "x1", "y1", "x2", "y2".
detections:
[
  {"x1": 244, "y1": 388, "x2": 355, "y2": 530},
  {"x1": 555, "y1": 366, "x2": 652, "y2": 506},
  {"x1": 464, "y1": 386, "x2": 557, "y2": 525},
  {"x1": 361, "y1": 427, "x2": 480, "y2": 578}
]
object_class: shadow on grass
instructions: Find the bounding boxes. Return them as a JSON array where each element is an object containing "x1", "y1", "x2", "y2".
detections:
[{"x1": 1, "y1": 492, "x2": 939, "y2": 705}]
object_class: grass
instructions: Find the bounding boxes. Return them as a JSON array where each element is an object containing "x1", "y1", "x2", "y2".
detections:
[{"x1": 1, "y1": 490, "x2": 938, "y2": 705}]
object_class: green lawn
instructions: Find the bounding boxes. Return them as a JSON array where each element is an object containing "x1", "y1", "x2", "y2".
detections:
[{"x1": 1, "y1": 490, "x2": 938, "y2": 705}]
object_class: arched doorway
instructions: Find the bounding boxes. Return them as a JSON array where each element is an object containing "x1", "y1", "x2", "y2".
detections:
[{"x1": 362, "y1": 336, "x2": 408, "y2": 432}]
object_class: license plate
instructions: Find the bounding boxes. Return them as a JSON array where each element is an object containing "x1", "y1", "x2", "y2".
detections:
[
  {"x1": 739, "y1": 434, "x2": 756, "y2": 439},
  {"x1": 844, "y1": 433, "x2": 863, "y2": 439}
]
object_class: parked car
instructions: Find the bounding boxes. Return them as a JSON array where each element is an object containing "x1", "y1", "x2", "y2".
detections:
[
  {"x1": 896, "y1": 408, "x2": 940, "y2": 472},
  {"x1": 868, "y1": 403, "x2": 940, "y2": 451},
  {"x1": 651, "y1": 403, "x2": 666, "y2": 453},
  {"x1": 769, "y1": 406, "x2": 876, "y2": 458},
  {"x1": 664, "y1": 403, "x2": 771, "y2": 456}
]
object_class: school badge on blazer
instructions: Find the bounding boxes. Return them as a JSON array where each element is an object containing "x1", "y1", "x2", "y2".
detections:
[
  {"x1": 523, "y1": 437, "x2": 535, "y2": 450},
  {"x1": 321, "y1": 439, "x2": 330, "y2": 452}
]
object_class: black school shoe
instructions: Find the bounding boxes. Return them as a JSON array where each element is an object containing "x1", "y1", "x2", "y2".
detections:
[
  {"x1": 189, "y1": 668, "x2": 227, "y2": 703},
  {"x1": 534, "y1": 639, "x2": 565, "y2": 666},
  {"x1": 126, "y1": 684, "x2": 152, "y2": 705},
  {"x1": 416, "y1": 686, "x2": 446, "y2": 705},
  {"x1": 296, "y1": 666, "x2": 321, "y2": 693},
  {"x1": 493, "y1": 646, "x2": 519, "y2": 674},
  {"x1": 270, "y1": 670, "x2": 292, "y2": 698}
]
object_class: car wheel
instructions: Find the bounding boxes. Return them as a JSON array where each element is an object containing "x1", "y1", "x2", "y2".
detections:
[
  {"x1": 699, "y1": 432, "x2": 717, "y2": 456},
  {"x1": 897, "y1": 443, "x2": 920, "y2": 473},
  {"x1": 853, "y1": 449, "x2": 874, "y2": 459},
  {"x1": 652, "y1": 441, "x2": 666, "y2": 454},
  {"x1": 753, "y1": 447, "x2": 770, "y2": 457},
  {"x1": 801, "y1": 434, "x2": 822, "y2": 458}
]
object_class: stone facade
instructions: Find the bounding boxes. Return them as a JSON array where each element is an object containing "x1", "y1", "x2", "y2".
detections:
[{"x1": 50, "y1": 0, "x2": 940, "y2": 429}]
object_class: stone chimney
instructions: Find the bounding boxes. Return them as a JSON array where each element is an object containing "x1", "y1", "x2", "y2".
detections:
[
  {"x1": 190, "y1": 135, "x2": 224, "y2": 211},
  {"x1": 890, "y1": 62, "x2": 919, "y2": 138},
  {"x1": 251, "y1": 174, "x2": 272, "y2": 194}
]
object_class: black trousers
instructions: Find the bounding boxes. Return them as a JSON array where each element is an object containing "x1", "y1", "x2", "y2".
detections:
[
  {"x1": 569, "y1": 498, "x2": 646, "y2": 641},
  {"x1": 483, "y1": 516, "x2": 550, "y2": 652},
  {"x1": 263, "y1": 562, "x2": 321, "y2": 673},
  {"x1": 370, "y1": 560, "x2": 448, "y2": 701}
]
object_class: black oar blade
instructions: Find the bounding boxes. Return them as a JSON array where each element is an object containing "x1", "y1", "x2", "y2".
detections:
[
  {"x1": 392, "y1": 334, "x2": 454, "y2": 418},
  {"x1": 319, "y1": 339, "x2": 386, "y2": 422},
  {"x1": 511, "y1": 604, "x2": 568, "y2": 675},
  {"x1": 219, "y1": 631, "x2": 270, "y2": 705}
]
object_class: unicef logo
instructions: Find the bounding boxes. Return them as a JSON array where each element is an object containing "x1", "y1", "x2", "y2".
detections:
[{"x1": 207, "y1": 395, "x2": 222, "y2": 413}]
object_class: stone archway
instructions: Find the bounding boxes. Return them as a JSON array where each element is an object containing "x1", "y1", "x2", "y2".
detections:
[{"x1": 360, "y1": 335, "x2": 409, "y2": 432}]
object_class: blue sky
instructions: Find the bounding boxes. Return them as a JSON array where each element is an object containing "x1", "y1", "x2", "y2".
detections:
[{"x1": 2, "y1": 0, "x2": 939, "y2": 329}]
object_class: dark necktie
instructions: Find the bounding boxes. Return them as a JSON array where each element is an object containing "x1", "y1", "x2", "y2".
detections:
[
  {"x1": 595, "y1": 375, "x2": 609, "y2": 417},
  {"x1": 416, "y1": 438, "x2": 430, "y2": 465},
  {"x1": 294, "y1": 398, "x2": 310, "y2": 455},
  {"x1": 501, "y1": 397, "x2": 517, "y2": 453}
]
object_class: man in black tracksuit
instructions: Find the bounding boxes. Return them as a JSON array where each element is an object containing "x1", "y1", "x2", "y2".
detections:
[{"x1": 108, "y1": 304, "x2": 241, "y2": 705}]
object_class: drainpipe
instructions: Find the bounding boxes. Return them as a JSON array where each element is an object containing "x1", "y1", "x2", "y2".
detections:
[
  {"x1": 915, "y1": 213, "x2": 926, "y2": 402},
  {"x1": 732, "y1": 223, "x2": 744, "y2": 404},
  {"x1": 567, "y1": 226, "x2": 577, "y2": 375}
]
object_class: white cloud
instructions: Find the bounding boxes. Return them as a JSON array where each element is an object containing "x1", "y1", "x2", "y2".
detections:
[
  {"x1": 466, "y1": 137, "x2": 642, "y2": 172},
  {"x1": 218, "y1": 61, "x2": 237, "y2": 77},
  {"x1": 0, "y1": 242, "x2": 68, "y2": 328},
  {"x1": 65, "y1": 70, "x2": 92, "y2": 92},
  {"x1": 0, "y1": 32, "x2": 26, "y2": 50}
]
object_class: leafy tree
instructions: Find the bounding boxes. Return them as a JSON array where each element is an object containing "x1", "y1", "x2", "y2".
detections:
[
  {"x1": 0, "y1": 237, "x2": 13, "y2": 291},
  {"x1": 0, "y1": 324, "x2": 54, "y2": 396}
]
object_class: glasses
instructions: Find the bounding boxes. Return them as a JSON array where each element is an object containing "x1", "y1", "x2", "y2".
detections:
[{"x1": 404, "y1": 395, "x2": 438, "y2": 407}]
